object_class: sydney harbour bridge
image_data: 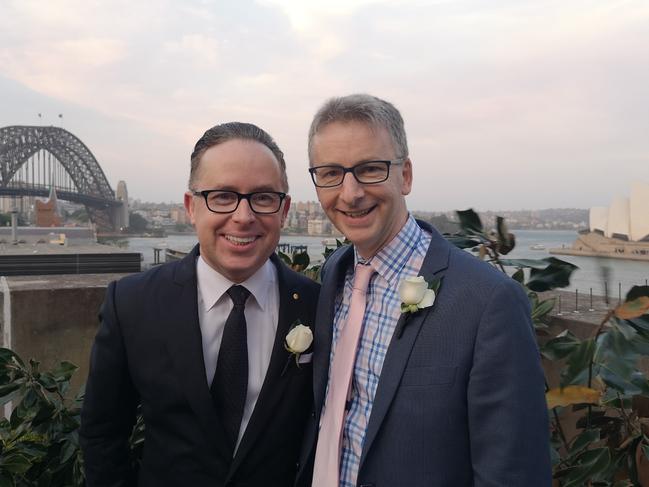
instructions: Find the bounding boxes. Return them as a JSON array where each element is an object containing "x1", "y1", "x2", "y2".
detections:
[{"x1": 0, "y1": 125, "x2": 124, "y2": 232}]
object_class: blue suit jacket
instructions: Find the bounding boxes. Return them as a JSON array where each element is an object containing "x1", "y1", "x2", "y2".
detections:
[{"x1": 297, "y1": 221, "x2": 551, "y2": 487}]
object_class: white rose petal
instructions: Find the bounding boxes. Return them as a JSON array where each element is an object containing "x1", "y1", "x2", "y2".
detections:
[
  {"x1": 417, "y1": 289, "x2": 436, "y2": 309},
  {"x1": 398, "y1": 276, "x2": 427, "y2": 305},
  {"x1": 286, "y1": 324, "x2": 313, "y2": 353}
]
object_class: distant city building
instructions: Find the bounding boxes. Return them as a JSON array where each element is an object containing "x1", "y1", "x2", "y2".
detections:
[
  {"x1": 169, "y1": 206, "x2": 188, "y2": 225},
  {"x1": 35, "y1": 187, "x2": 62, "y2": 227},
  {"x1": 115, "y1": 180, "x2": 129, "y2": 230},
  {"x1": 307, "y1": 219, "x2": 331, "y2": 235}
]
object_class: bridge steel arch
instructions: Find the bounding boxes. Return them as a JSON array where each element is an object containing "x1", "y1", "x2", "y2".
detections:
[{"x1": 0, "y1": 125, "x2": 120, "y2": 231}]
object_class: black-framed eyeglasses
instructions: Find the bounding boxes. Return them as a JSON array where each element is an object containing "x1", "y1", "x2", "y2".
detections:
[
  {"x1": 192, "y1": 190, "x2": 287, "y2": 214},
  {"x1": 308, "y1": 159, "x2": 404, "y2": 188}
]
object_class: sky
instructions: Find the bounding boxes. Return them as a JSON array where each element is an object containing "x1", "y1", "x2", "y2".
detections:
[{"x1": 1, "y1": 0, "x2": 648, "y2": 212}]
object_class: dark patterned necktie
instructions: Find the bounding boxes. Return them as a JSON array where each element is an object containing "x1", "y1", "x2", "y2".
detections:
[{"x1": 211, "y1": 285, "x2": 251, "y2": 457}]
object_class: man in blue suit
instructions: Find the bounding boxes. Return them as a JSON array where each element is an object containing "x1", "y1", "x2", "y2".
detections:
[{"x1": 296, "y1": 94, "x2": 551, "y2": 487}]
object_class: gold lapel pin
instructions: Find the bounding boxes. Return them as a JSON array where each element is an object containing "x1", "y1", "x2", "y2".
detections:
[{"x1": 292, "y1": 293, "x2": 299, "y2": 300}]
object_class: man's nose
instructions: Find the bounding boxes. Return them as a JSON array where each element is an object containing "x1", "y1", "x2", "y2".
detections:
[
  {"x1": 339, "y1": 172, "x2": 365, "y2": 203},
  {"x1": 231, "y1": 198, "x2": 256, "y2": 223}
]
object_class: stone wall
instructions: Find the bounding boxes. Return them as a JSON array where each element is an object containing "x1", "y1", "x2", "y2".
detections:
[{"x1": 1, "y1": 273, "x2": 130, "y2": 396}]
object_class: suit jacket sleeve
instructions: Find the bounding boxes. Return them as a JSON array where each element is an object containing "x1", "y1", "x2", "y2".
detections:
[
  {"x1": 467, "y1": 278, "x2": 551, "y2": 486},
  {"x1": 80, "y1": 280, "x2": 139, "y2": 487}
]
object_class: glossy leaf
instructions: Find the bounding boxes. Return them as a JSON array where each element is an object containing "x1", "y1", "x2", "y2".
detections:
[
  {"x1": 546, "y1": 386, "x2": 601, "y2": 409},
  {"x1": 526, "y1": 257, "x2": 579, "y2": 292},
  {"x1": 628, "y1": 316, "x2": 649, "y2": 333},
  {"x1": 0, "y1": 383, "x2": 20, "y2": 402},
  {"x1": 593, "y1": 330, "x2": 643, "y2": 394},
  {"x1": 495, "y1": 216, "x2": 516, "y2": 255},
  {"x1": 561, "y1": 338, "x2": 595, "y2": 387},
  {"x1": 611, "y1": 317, "x2": 639, "y2": 341},
  {"x1": 0, "y1": 452, "x2": 31, "y2": 474},
  {"x1": 531, "y1": 298, "x2": 556, "y2": 321},
  {"x1": 615, "y1": 297, "x2": 649, "y2": 320},
  {"x1": 277, "y1": 251, "x2": 291, "y2": 266},
  {"x1": 456, "y1": 208, "x2": 483, "y2": 235},
  {"x1": 51, "y1": 361, "x2": 78, "y2": 383},
  {"x1": 562, "y1": 448, "x2": 610, "y2": 487},
  {"x1": 626, "y1": 285, "x2": 649, "y2": 301},
  {"x1": 511, "y1": 268, "x2": 524, "y2": 284},
  {"x1": 500, "y1": 258, "x2": 551, "y2": 269},
  {"x1": 542, "y1": 330, "x2": 581, "y2": 361},
  {"x1": 569, "y1": 428, "x2": 601, "y2": 455}
]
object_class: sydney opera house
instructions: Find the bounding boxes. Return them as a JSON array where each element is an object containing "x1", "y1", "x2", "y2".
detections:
[{"x1": 551, "y1": 182, "x2": 649, "y2": 261}]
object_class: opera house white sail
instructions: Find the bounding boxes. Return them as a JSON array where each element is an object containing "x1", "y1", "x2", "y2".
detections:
[
  {"x1": 589, "y1": 207, "x2": 608, "y2": 235},
  {"x1": 630, "y1": 182, "x2": 649, "y2": 242},
  {"x1": 606, "y1": 197, "x2": 630, "y2": 240},
  {"x1": 551, "y1": 182, "x2": 649, "y2": 261}
]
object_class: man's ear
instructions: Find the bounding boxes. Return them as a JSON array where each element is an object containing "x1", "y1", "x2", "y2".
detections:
[
  {"x1": 280, "y1": 195, "x2": 291, "y2": 227},
  {"x1": 401, "y1": 158, "x2": 413, "y2": 195},
  {"x1": 184, "y1": 192, "x2": 196, "y2": 225}
]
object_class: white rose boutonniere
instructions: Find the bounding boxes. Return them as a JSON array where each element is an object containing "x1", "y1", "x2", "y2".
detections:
[
  {"x1": 396, "y1": 275, "x2": 442, "y2": 338},
  {"x1": 399, "y1": 276, "x2": 437, "y2": 313},
  {"x1": 285, "y1": 324, "x2": 313, "y2": 355},
  {"x1": 283, "y1": 321, "x2": 313, "y2": 374}
]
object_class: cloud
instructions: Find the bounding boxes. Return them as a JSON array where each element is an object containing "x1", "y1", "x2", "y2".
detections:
[{"x1": 0, "y1": 0, "x2": 647, "y2": 209}]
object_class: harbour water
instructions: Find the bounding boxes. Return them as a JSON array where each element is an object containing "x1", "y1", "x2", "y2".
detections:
[{"x1": 102, "y1": 229, "x2": 649, "y2": 299}]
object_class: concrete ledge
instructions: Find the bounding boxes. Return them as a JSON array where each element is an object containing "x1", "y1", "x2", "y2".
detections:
[{"x1": 0, "y1": 273, "x2": 132, "y2": 394}]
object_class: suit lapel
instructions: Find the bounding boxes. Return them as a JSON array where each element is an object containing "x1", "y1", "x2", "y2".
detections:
[
  {"x1": 360, "y1": 223, "x2": 452, "y2": 467},
  {"x1": 162, "y1": 245, "x2": 232, "y2": 461},
  {"x1": 227, "y1": 254, "x2": 310, "y2": 476}
]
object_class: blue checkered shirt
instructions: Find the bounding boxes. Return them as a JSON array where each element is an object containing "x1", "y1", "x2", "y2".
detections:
[{"x1": 326, "y1": 216, "x2": 431, "y2": 487}]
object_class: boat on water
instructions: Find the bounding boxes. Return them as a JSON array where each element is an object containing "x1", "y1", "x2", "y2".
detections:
[{"x1": 529, "y1": 243, "x2": 546, "y2": 250}]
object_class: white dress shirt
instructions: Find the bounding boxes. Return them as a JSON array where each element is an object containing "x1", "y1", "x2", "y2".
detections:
[{"x1": 196, "y1": 255, "x2": 279, "y2": 450}]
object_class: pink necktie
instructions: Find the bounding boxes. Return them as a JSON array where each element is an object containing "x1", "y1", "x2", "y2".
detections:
[{"x1": 312, "y1": 263, "x2": 375, "y2": 487}]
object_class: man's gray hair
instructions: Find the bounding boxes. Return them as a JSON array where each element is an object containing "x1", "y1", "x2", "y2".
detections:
[
  {"x1": 189, "y1": 121, "x2": 288, "y2": 191},
  {"x1": 308, "y1": 94, "x2": 408, "y2": 162}
]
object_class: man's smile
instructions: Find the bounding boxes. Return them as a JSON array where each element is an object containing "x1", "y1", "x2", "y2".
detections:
[
  {"x1": 338, "y1": 205, "x2": 377, "y2": 218},
  {"x1": 223, "y1": 234, "x2": 259, "y2": 245}
]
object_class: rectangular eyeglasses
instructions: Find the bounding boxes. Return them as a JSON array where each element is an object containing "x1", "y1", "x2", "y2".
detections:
[
  {"x1": 309, "y1": 159, "x2": 404, "y2": 188},
  {"x1": 193, "y1": 190, "x2": 286, "y2": 214}
]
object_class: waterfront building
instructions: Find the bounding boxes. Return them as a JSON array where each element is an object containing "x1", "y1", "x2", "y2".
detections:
[
  {"x1": 552, "y1": 182, "x2": 649, "y2": 261},
  {"x1": 34, "y1": 186, "x2": 62, "y2": 227}
]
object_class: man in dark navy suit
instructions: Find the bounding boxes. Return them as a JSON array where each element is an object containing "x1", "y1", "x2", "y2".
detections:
[
  {"x1": 297, "y1": 94, "x2": 551, "y2": 487},
  {"x1": 81, "y1": 122, "x2": 319, "y2": 487}
]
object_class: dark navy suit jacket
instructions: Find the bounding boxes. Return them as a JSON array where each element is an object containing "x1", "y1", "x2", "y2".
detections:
[
  {"x1": 297, "y1": 221, "x2": 551, "y2": 487},
  {"x1": 81, "y1": 246, "x2": 320, "y2": 487}
]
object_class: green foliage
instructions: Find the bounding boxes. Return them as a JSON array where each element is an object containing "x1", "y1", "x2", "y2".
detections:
[
  {"x1": 0, "y1": 349, "x2": 83, "y2": 486},
  {"x1": 450, "y1": 208, "x2": 649, "y2": 485}
]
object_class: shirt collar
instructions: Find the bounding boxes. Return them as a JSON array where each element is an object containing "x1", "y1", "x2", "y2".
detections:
[
  {"x1": 354, "y1": 215, "x2": 426, "y2": 287},
  {"x1": 196, "y1": 256, "x2": 276, "y2": 312}
]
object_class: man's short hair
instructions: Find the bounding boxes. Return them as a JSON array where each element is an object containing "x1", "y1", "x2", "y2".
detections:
[
  {"x1": 308, "y1": 94, "x2": 409, "y2": 162},
  {"x1": 190, "y1": 122, "x2": 289, "y2": 191}
]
